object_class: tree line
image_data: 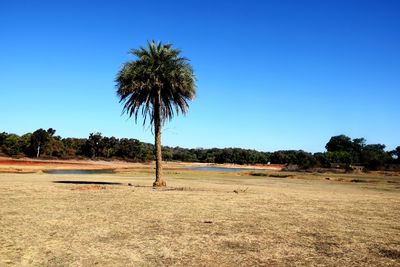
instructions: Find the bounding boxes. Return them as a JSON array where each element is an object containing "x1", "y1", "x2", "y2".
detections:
[{"x1": 0, "y1": 129, "x2": 399, "y2": 170}]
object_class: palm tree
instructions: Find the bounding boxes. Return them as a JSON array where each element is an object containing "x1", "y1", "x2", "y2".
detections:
[{"x1": 116, "y1": 41, "x2": 196, "y2": 187}]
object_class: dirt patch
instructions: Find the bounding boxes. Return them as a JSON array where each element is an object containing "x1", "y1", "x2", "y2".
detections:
[
  {"x1": 350, "y1": 179, "x2": 368, "y2": 183},
  {"x1": 378, "y1": 248, "x2": 400, "y2": 259},
  {"x1": 71, "y1": 185, "x2": 108, "y2": 191}
]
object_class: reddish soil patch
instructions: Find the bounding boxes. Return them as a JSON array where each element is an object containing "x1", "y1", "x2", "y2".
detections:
[
  {"x1": 264, "y1": 164, "x2": 286, "y2": 170},
  {"x1": 0, "y1": 159, "x2": 87, "y2": 166}
]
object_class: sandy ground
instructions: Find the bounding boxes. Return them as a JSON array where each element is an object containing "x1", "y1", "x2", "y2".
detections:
[{"x1": 0, "y1": 167, "x2": 399, "y2": 266}]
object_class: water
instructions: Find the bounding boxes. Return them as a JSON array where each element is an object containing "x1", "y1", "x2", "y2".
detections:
[
  {"x1": 186, "y1": 166, "x2": 252, "y2": 172},
  {"x1": 44, "y1": 169, "x2": 114, "y2": 175},
  {"x1": 45, "y1": 167, "x2": 251, "y2": 174}
]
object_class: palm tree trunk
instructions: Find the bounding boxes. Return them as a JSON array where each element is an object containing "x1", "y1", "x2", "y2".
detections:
[{"x1": 153, "y1": 100, "x2": 166, "y2": 187}]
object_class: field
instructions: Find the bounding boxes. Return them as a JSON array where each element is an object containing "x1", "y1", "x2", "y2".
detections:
[{"x1": 1, "y1": 161, "x2": 400, "y2": 266}]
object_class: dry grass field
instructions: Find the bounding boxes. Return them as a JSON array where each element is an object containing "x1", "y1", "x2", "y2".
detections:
[{"x1": 1, "y1": 166, "x2": 400, "y2": 266}]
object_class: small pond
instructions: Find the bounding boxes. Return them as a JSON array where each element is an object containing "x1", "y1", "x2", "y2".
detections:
[
  {"x1": 44, "y1": 169, "x2": 114, "y2": 175},
  {"x1": 186, "y1": 166, "x2": 254, "y2": 172}
]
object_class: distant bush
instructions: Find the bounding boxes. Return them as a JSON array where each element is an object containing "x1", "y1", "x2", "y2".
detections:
[{"x1": 0, "y1": 130, "x2": 399, "y2": 171}]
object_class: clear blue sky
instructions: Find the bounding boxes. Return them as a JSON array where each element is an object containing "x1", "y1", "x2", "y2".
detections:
[{"x1": 0, "y1": 0, "x2": 399, "y2": 152}]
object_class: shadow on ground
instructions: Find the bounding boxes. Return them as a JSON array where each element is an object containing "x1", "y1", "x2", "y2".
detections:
[{"x1": 53, "y1": 181, "x2": 123, "y2": 185}]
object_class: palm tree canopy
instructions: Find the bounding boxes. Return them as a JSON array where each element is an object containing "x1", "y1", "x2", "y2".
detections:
[{"x1": 116, "y1": 41, "x2": 196, "y2": 126}]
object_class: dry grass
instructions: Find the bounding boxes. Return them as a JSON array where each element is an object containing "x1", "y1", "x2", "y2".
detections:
[{"x1": 1, "y1": 168, "x2": 400, "y2": 266}]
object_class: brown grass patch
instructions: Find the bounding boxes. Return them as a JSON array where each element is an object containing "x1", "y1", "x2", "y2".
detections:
[{"x1": 1, "y1": 170, "x2": 399, "y2": 266}]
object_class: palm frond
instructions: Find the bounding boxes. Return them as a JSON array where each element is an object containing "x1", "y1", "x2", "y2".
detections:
[{"x1": 116, "y1": 41, "x2": 196, "y2": 127}]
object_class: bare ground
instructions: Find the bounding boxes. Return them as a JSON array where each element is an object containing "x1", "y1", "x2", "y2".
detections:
[{"x1": 0, "y1": 167, "x2": 399, "y2": 266}]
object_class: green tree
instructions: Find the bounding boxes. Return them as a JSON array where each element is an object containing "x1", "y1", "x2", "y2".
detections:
[
  {"x1": 18, "y1": 133, "x2": 32, "y2": 156},
  {"x1": 62, "y1": 138, "x2": 86, "y2": 157},
  {"x1": 46, "y1": 136, "x2": 65, "y2": 158},
  {"x1": 30, "y1": 128, "x2": 53, "y2": 158},
  {"x1": 325, "y1": 135, "x2": 353, "y2": 153},
  {"x1": 1, "y1": 134, "x2": 20, "y2": 156},
  {"x1": 102, "y1": 136, "x2": 118, "y2": 158},
  {"x1": 351, "y1": 137, "x2": 366, "y2": 163},
  {"x1": 116, "y1": 41, "x2": 196, "y2": 187},
  {"x1": 85, "y1": 132, "x2": 103, "y2": 159},
  {"x1": 360, "y1": 144, "x2": 390, "y2": 170},
  {"x1": 162, "y1": 148, "x2": 173, "y2": 161},
  {"x1": 392, "y1": 146, "x2": 400, "y2": 163},
  {"x1": 0, "y1": 132, "x2": 7, "y2": 147},
  {"x1": 325, "y1": 151, "x2": 352, "y2": 165},
  {"x1": 314, "y1": 152, "x2": 330, "y2": 168},
  {"x1": 326, "y1": 135, "x2": 366, "y2": 163}
]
